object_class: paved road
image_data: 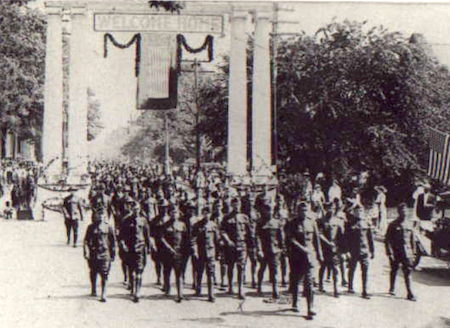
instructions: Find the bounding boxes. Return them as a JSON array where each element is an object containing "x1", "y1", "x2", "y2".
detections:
[{"x1": 1, "y1": 210, "x2": 450, "y2": 328}]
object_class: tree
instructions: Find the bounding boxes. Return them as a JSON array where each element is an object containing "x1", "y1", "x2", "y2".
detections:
[
  {"x1": 120, "y1": 71, "x2": 206, "y2": 164},
  {"x1": 198, "y1": 20, "x2": 450, "y2": 185},
  {"x1": 148, "y1": 1, "x2": 184, "y2": 13},
  {"x1": 87, "y1": 87, "x2": 104, "y2": 141},
  {"x1": 0, "y1": 1, "x2": 46, "y2": 143}
]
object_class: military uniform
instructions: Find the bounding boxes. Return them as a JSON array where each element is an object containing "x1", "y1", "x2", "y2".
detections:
[
  {"x1": 220, "y1": 204, "x2": 252, "y2": 299},
  {"x1": 345, "y1": 210, "x2": 375, "y2": 298},
  {"x1": 285, "y1": 208, "x2": 322, "y2": 318},
  {"x1": 118, "y1": 211, "x2": 151, "y2": 302},
  {"x1": 385, "y1": 206, "x2": 417, "y2": 301},
  {"x1": 256, "y1": 205, "x2": 285, "y2": 299},
  {"x1": 191, "y1": 212, "x2": 219, "y2": 301},
  {"x1": 158, "y1": 209, "x2": 190, "y2": 302},
  {"x1": 62, "y1": 194, "x2": 84, "y2": 247},
  {"x1": 84, "y1": 211, "x2": 116, "y2": 302},
  {"x1": 318, "y1": 214, "x2": 346, "y2": 296}
]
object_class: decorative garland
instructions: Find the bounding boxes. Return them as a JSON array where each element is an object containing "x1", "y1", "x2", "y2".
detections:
[
  {"x1": 104, "y1": 33, "x2": 142, "y2": 77},
  {"x1": 177, "y1": 34, "x2": 214, "y2": 70}
]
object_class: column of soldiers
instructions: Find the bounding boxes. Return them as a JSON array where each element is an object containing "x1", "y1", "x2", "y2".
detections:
[{"x1": 82, "y1": 162, "x2": 418, "y2": 319}]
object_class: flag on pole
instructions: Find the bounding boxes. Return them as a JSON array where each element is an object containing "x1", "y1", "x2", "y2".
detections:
[
  {"x1": 427, "y1": 126, "x2": 450, "y2": 184},
  {"x1": 137, "y1": 33, "x2": 178, "y2": 110}
]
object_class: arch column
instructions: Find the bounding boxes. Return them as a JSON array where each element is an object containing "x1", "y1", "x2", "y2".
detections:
[
  {"x1": 252, "y1": 10, "x2": 272, "y2": 180},
  {"x1": 42, "y1": 11, "x2": 64, "y2": 180},
  {"x1": 67, "y1": 10, "x2": 89, "y2": 184},
  {"x1": 227, "y1": 10, "x2": 248, "y2": 178}
]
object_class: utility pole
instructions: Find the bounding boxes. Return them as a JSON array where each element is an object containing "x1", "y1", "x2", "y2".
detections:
[
  {"x1": 193, "y1": 59, "x2": 201, "y2": 173},
  {"x1": 164, "y1": 111, "x2": 170, "y2": 174},
  {"x1": 272, "y1": 3, "x2": 279, "y2": 172},
  {"x1": 271, "y1": 4, "x2": 299, "y2": 176}
]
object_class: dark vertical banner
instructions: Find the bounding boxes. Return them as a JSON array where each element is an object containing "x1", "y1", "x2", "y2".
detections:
[{"x1": 137, "y1": 33, "x2": 178, "y2": 110}]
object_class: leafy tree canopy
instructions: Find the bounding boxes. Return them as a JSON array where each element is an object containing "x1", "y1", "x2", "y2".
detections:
[
  {"x1": 198, "y1": 20, "x2": 450, "y2": 185},
  {"x1": 0, "y1": 1, "x2": 46, "y2": 140}
]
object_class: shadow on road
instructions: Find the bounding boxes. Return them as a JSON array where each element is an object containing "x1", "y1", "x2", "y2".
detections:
[
  {"x1": 220, "y1": 308, "x2": 307, "y2": 319},
  {"x1": 421, "y1": 316, "x2": 450, "y2": 328},
  {"x1": 181, "y1": 317, "x2": 225, "y2": 324},
  {"x1": 35, "y1": 294, "x2": 93, "y2": 301},
  {"x1": 412, "y1": 268, "x2": 450, "y2": 287}
]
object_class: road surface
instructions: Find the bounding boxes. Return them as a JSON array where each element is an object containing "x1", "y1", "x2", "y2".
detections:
[{"x1": 0, "y1": 209, "x2": 450, "y2": 328}]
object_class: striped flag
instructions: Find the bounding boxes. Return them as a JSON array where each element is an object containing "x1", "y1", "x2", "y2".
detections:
[{"x1": 427, "y1": 126, "x2": 450, "y2": 184}]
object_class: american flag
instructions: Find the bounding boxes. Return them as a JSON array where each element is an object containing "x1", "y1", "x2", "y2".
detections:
[{"x1": 427, "y1": 126, "x2": 450, "y2": 184}]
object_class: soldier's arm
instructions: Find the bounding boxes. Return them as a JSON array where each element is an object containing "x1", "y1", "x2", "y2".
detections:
[
  {"x1": 144, "y1": 221, "x2": 152, "y2": 252},
  {"x1": 190, "y1": 222, "x2": 199, "y2": 256},
  {"x1": 319, "y1": 231, "x2": 333, "y2": 247},
  {"x1": 313, "y1": 222, "x2": 324, "y2": 262},
  {"x1": 77, "y1": 201, "x2": 84, "y2": 221},
  {"x1": 410, "y1": 227, "x2": 417, "y2": 255},
  {"x1": 368, "y1": 225, "x2": 375, "y2": 256},
  {"x1": 336, "y1": 225, "x2": 345, "y2": 253},
  {"x1": 220, "y1": 221, "x2": 233, "y2": 246},
  {"x1": 109, "y1": 226, "x2": 116, "y2": 260},
  {"x1": 279, "y1": 223, "x2": 286, "y2": 252},
  {"x1": 255, "y1": 225, "x2": 263, "y2": 255},
  {"x1": 384, "y1": 224, "x2": 393, "y2": 256},
  {"x1": 83, "y1": 225, "x2": 92, "y2": 259},
  {"x1": 160, "y1": 234, "x2": 177, "y2": 255}
]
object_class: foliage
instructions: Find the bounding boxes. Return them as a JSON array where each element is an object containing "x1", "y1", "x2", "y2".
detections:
[
  {"x1": 197, "y1": 20, "x2": 450, "y2": 185},
  {"x1": 120, "y1": 69, "x2": 220, "y2": 165},
  {"x1": 87, "y1": 88, "x2": 104, "y2": 141},
  {"x1": 148, "y1": 1, "x2": 183, "y2": 13},
  {"x1": 0, "y1": 2, "x2": 46, "y2": 142}
]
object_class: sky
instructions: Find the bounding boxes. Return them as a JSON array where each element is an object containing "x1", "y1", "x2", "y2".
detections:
[{"x1": 33, "y1": 0, "x2": 450, "y2": 151}]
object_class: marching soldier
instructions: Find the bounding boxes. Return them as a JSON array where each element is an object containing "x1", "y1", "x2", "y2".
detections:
[
  {"x1": 220, "y1": 197, "x2": 253, "y2": 299},
  {"x1": 191, "y1": 205, "x2": 219, "y2": 302},
  {"x1": 318, "y1": 200, "x2": 346, "y2": 297},
  {"x1": 255, "y1": 197, "x2": 285, "y2": 300},
  {"x1": 110, "y1": 186, "x2": 129, "y2": 286},
  {"x1": 346, "y1": 205, "x2": 375, "y2": 299},
  {"x1": 83, "y1": 205, "x2": 116, "y2": 302},
  {"x1": 385, "y1": 202, "x2": 417, "y2": 301},
  {"x1": 243, "y1": 188, "x2": 258, "y2": 288},
  {"x1": 62, "y1": 192, "x2": 84, "y2": 247},
  {"x1": 158, "y1": 204, "x2": 190, "y2": 303},
  {"x1": 285, "y1": 201, "x2": 322, "y2": 319},
  {"x1": 118, "y1": 198, "x2": 151, "y2": 303}
]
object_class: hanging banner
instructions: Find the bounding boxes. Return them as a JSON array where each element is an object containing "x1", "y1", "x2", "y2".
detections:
[{"x1": 137, "y1": 33, "x2": 178, "y2": 110}]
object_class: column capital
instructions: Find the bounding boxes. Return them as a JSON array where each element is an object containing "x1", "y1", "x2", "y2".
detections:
[
  {"x1": 231, "y1": 9, "x2": 249, "y2": 20},
  {"x1": 253, "y1": 10, "x2": 272, "y2": 21}
]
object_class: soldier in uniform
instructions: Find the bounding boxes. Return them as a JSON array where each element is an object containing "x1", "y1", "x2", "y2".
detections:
[
  {"x1": 62, "y1": 192, "x2": 84, "y2": 247},
  {"x1": 318, "y1": 200, "x2": 346, "y2": 297},
  {"x1": 149, "y1": 198, "x2": 171, "y2": 287},
  {"x1": 118, "y1": 198, "x2": 151, "y2": 302},
  {"x1": 110, "y1": 185, "x2": 128, "y2": 285},
  {"x1": 191, "y1": 205, "x2": 219, "y2": 302},
  {"x1": 385, "y1": 202, "x2": 417, "y2": 301},
  {"x1": 158, "y1": 204, "x2": 190, "y2": 303},
  {"x1": 346, "y1": 205, "x2": 375, "y2": 299},
  {"x1": 285, "y1": 201, "x2": 322, "y2": 319},
  {"x1": 220, "y1": 197, "x2": 253, "y2": 299},
  {"x1": 255, "y1": 197, "x2": 285, "y2": 300},
  {"x1": 83, "y1": 205, "x2": 116, "y2": 302}
]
